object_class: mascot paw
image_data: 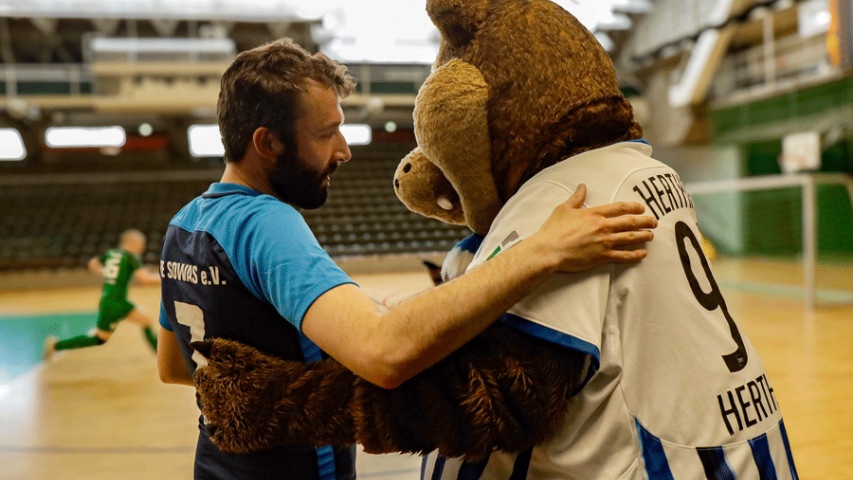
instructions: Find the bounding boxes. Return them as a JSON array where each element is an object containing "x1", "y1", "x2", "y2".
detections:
[
  {"x1": 192, "y1": 338, "x2": 289, "y2": 453},
  {"x1": 193, "y1": 338, "x2": 358, "y2": 454}
]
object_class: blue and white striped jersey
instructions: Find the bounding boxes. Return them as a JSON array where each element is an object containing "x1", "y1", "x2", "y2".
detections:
[{"x1": 422, "y1": 141, "x2": 799, "y2": 480}]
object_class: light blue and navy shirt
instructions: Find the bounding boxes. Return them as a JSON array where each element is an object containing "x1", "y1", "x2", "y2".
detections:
[
  {"x1": 159, "y1": 182, "x2": 356, "y2": 480},
  {"x1": 423, "y1": 142, "x2": 799, "y2": 479}
]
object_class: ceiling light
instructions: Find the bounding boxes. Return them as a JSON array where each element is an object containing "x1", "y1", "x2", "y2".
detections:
[
  {"x1": 45, "y1": 126, "x2": 126, "y2": 148},
  {"x1": 188, "y1": 124, "x2": 224, "y2": 157},
  {"x1": 0, "y1": 128, "x2": 26, "y2": 161},
  {"x1": 341, "y1": 124, "x2": 371, "y2": 145}
]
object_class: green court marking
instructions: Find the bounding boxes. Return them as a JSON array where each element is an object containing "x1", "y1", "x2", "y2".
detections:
[{"x1": 0, "y1": 312, "x2": 94, "y2": 384}]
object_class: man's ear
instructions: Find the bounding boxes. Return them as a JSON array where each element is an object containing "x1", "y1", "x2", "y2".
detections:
[{"x1": 251, "y1": 127, "x2": 285, "y2": 163}]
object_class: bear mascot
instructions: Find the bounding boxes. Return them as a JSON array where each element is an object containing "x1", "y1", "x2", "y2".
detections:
[{"x1": 193, "y1": 0, "x2": 798, "y2": 477}]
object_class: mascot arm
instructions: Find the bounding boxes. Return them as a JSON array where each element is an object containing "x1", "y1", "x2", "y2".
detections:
[
  {"x1": 193, "y1": 322, "x2": 587, "y2": 461},
  {"x1": 190, "y1": 338, "x2": 359, "y2": 452}
]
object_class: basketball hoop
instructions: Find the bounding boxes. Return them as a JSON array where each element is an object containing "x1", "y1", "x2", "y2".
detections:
[{"x1": 779, "y1": 131, "x2": 821, "y2": 174}]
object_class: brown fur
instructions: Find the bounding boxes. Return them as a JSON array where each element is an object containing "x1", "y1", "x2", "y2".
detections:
[
  {"x1": 194, "y1": 323, "x2": 585, "y2": 460},
  {"x1": 193, "y1": 339, "x2": 357, "y2": 451}
]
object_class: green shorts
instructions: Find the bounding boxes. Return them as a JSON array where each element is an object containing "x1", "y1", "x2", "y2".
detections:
[{"x1": 96, "y1": 296, "x2": 136, "y2": 332}]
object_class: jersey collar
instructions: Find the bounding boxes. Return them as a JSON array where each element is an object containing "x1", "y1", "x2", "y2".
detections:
[{"x1": 202, "y1": 182, "x2": 262, "y2": 199}]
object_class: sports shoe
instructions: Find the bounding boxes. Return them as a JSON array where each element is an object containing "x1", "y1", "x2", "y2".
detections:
[{"x1": 43, "y1": 335, "x2": 59, "y2": 361}]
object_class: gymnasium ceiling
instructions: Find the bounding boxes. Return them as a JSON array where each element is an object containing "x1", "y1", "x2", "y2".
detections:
[
  {"x1": 0, "y1": 0, "x2": 654, "y2": 157},
  {"x1": 0, "y1": 0, "x2": 652, "y2": 64}
]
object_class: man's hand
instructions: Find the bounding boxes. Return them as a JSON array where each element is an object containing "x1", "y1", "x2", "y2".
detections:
[
  {"x1": 87, "y1": 257, "x2": 103, "y2": 275},
  {"x1": 536, "y1": 184, "x2": 657, "y2": 273}
]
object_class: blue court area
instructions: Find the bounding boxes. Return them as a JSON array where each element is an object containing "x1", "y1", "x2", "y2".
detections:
[{"x1": 0, "y1": 312, "x2": 93, "y2": 384}]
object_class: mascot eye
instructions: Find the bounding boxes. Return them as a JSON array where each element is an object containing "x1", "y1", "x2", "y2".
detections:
[
  {"x1": 394, "y1": 179, "x2": 400, "y2": 189},
  {"x1": 403, "y1": 163, "x2": 412, "y2": 173}
]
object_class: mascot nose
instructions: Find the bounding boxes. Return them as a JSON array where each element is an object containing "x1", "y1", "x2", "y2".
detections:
[{"x1": 395, "y1": 162, "x2": 413, "y2": 190}]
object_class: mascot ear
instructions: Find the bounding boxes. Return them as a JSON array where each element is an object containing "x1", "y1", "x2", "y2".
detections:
[{"x1": 427, "y1": 0, "x2": 489, "y2": 47}]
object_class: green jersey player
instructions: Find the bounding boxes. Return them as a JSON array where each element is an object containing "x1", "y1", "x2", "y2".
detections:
[{"x1": 44, "y1": 229, "x2": 161, "y2": 359}]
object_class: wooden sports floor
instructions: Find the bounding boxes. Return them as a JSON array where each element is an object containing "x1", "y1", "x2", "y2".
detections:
[{"x1": 1, "y1": 257, "x2": 851, "y2": 480}]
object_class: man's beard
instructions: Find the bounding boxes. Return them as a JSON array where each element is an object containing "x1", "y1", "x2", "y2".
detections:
[{"x1": 268, "y1": 152, "x2": 334, "y2": 210}]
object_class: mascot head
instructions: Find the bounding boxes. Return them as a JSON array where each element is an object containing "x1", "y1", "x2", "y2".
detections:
[{"x1": 393, "y1": 0, "x2": 643, "y2": 236}]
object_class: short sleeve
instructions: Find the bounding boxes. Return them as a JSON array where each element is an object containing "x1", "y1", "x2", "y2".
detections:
[
  {"x1": 159, "y1": 301, "x2": 173, "y2": 331},
  {"x1": 503, "y1": 270, "x2": 609, "y2": 370},
  {"x1": 129, "y1": 252, "x2": 141, "y2": 271},
  {"x1": 231, "y1": 203, "x2": 356, "y2": 330},
  {"x1": 468, "y1": 180, "x2": 610, "y2": 372}
]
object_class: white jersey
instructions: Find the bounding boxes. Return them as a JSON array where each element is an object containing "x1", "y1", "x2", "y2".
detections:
[{"x1": 422, "y1": 141, "x2": 799, "y2": 480}]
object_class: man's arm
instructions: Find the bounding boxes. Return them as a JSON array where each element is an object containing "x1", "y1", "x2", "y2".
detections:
[
  {"x1": 158, "y1": 326, "x2": 194, "y2": 386},
  {"x1": 88, "y1": 257, "x2": 103, "y2": 274},
  {"x1": 303, "y1": 185, "x2": 655, "y2": 388}
]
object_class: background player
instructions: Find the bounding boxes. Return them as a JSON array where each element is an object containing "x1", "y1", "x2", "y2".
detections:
[{"x1": 44, "y1": 229, "x2": 161, "y2": 359}]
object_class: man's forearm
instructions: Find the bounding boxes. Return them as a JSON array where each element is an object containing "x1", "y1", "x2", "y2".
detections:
[
  {"x1": 373, "y1": 233, "x2": 561, "y2": 387},
  {"x1": 88, "y1": 258, "x2": 103, "y2": 274},
  {"x1": 303, "y1": 189, "x2": 652, "y2": 388},
  {"x1": 157, "y1": 327, "x2": 195, "y2": 386}
]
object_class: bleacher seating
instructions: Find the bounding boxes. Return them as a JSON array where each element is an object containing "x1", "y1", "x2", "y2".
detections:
[{"x1": 0, "y1": 157, "x2": 472, "y2": 272}]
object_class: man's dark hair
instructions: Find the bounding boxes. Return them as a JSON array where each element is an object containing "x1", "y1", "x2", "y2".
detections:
[{"x1": 217, "y1": 38, "x2": 356, "y2": 163}]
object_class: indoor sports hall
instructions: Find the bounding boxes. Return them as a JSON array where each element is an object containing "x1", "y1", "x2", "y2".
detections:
[{"x1": 1, "y1": 0, "x2": 851, "y2": 479}]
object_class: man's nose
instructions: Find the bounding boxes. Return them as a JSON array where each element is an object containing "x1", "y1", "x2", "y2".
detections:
[{"x1": 337, "y1": 138, "x2": 352, "y2": 163}]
